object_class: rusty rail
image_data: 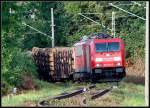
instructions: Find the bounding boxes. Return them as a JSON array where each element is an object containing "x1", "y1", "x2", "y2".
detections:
[
  {"x1": 91, "y1": 87, "x2": 113, "y2": 100},
  {"x1": 37, "y1": 84, "x2": 96, "y2": 107},
  {"x1": 37, "y1": 85, "x2": 113, "y2": 107}
]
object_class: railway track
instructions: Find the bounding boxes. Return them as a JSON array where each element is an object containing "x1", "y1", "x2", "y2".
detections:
[{"x1": 37, "y1": 84, "x2": 114, "y2": 107}]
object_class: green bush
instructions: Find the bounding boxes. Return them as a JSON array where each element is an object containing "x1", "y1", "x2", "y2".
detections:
[
  {"x1": 1, "y1": 80, "x2": 12, "y2": 96},
  {"x1": 2, "y1": 49, "x2": 37, "y2": 87},
  {"x1": 33, "y1": 79, "x2": 51, "y2": 89}
]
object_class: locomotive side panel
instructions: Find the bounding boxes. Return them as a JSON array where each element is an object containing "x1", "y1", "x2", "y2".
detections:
[
  {"x1": 85, "y1": 44, "x2": 91, "y2": 73},
  {"x1": 74, "y1": 45, "x2": 87, "y2": 72},
  {"x1": 120, "y1": 40, "x2": 125, "y2": 67}
]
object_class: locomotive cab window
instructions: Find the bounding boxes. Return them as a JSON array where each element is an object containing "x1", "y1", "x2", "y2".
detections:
[
  {"x1": 75, "y1": 46, "x2": 83, "y2": 56},
  {"x1": 95, "y1": 43, "x2": 107, "y2": 52},
  {"x1": 95, "y1": 42, "x2": 120, "y2": 52},
  {"x1": 108, "y1": 42, "x2": 120, "y2": 51}
]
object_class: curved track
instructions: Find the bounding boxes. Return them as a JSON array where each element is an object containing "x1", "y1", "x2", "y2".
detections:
[{"x1": 37, "y1": 84, "x2": 113, "y2": 107}]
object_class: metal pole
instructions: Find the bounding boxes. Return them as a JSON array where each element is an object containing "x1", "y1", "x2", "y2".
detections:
[
  {"x1": 111, "y1": 12, "x2": 114, "y2": 35},
  {"x1": 112, "y1": 11, "x2": 115, "y2": 38},
  {"x1": 51, "y1": 8, "x2": 55, "y2": 48},
  {"x1": 145, "y1": 1, "x2": 149, "y2": 106}
]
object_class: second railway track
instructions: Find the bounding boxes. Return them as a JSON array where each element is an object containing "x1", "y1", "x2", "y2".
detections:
[{"x1": 37, "y1": 84, "x2": 113, "y2": 107}]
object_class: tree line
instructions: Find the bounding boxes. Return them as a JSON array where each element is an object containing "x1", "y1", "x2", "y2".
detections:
[{"x1": 1, "y1": 1, "x2": 145, "y2": 91}]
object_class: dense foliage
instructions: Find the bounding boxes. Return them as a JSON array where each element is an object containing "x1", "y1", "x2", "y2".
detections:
[{"x1": 1, "y1": 1, "x2": 146, "y2": 89}]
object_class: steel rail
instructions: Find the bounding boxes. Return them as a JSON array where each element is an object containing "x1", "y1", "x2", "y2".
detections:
[
  {"x1": 37, "y1": 84, "x2": 96, "y2": 106},
  {"x1": 91, "y1": 87, "x2": 113, "y2": 100},
  {"x1": 53, "y1": 88, "x2": 86, "y2": 100},
  {"x1": 37, "y1": 84, "x2": 114, "y2": 106}
]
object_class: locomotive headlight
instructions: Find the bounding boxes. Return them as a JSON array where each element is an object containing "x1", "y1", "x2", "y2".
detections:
[
  {"x1": 114, "y1": 57, "x2": 121, "y2": 61},
  {"x1": 95, "y1": 58, "x2": 103, "y2": 62},
  {"x1": 96, "y1": 64, "x2": 100, "y2": 67},
  {"x1": 96, "y1": 64, "x2": 102, "y2": 67},
  {"x1": 116, "y1": 62, "x2": 121, "y2": 66}
]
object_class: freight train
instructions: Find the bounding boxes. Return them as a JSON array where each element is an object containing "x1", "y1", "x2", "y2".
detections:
[{"x1": 32, "y1": 33, "x2": 126, "y2": 82}]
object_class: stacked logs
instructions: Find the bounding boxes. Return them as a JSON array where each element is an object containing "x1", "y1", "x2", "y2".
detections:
[{"x1": 32, "y1": 47, "x2": 74, "y2": 81}]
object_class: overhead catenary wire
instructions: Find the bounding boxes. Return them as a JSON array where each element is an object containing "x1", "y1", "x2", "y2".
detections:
[
  {"x1": 108, "y1": 14, "x2": 134, "y2": 18},
  {"x1": 115, "y1": 4, "x2": 134, "y2": 6},
  {"x1": 109, "y1": 3, "x2": 146, "y2": 21},
  {"x1": 22, "y1": 22, "x2": 52, "y2": 39},
  {"x1": 132, "y1": 1, "x2": 142, "y2": 7},
  {"x1": 112, "y1": 1, "x2": 145, "y2": 7},
  {"x1": 78, "y1": 11, "x2": 132, "y2": 36},
  {"x1": 80, "y1": 13, "x2": 111, "y2": 15},
  {"x1": 78, "y1": 13, "x2": 112, "y2": 31}
]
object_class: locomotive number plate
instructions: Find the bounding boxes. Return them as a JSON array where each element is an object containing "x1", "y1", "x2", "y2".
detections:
[
  {"x1": 103, "y1": 58, "x2": 113, "y2": 61},
  {"x1": 103, "y1": 63, "x2": 113, "y2": 66}
]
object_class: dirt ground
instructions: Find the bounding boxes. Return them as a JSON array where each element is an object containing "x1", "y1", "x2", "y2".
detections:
[
  {"x1": 22, "y1": 101, "x2": 36, "y2": 107},
  {"x1": 124, "y1": 58, "x2": 145, "y2": 85}
]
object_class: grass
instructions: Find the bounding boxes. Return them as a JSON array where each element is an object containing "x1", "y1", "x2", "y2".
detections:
[
  {"x1": 1, "y1": 80, "x2": 89, "y2": 106},
  {"x1": 110, "y1": 82, "x2": 145, "y2": 106},
  {"x1": 2, "y1": 80, "x2": 145, "y2": 107},
  {"x1": 118, "y1": 82, "x2": 145, "y2": 106},
  {"x1": 2, "y1": 81, "x2": 63, "y2": 106}
]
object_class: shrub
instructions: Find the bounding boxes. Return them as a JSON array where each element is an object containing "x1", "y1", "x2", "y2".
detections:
[
  {"x1": 1, "y1": 80, "x2": 12, "y2": 96},
  {"x1": 2, "y1": 49, "x2": 38, "y2": 88}
]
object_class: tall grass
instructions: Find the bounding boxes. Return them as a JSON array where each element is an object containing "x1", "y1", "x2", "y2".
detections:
[
  {"x1": 2, "y1": 80, "x2": 71, "y2": 106},
  {"x1": 110, "y1": 82, "x2": 145, "y2": 106},
  {"x1": 2, "y1": 81, "x2": 145, "y2": 107}
]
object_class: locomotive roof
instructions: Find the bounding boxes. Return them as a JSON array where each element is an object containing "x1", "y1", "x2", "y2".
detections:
[
  {"x1": 74, "y1": 38, "x2": 122, "y2": 46},
  {"x1": 93, "y1": 38, "x2": 123, "y2": 43},
  {"x1": 74, "y1": 33, "x2": 123, "y2": 46},
  {"x1": 90, "y1": 33, "x2": 113, "y2": 39}
]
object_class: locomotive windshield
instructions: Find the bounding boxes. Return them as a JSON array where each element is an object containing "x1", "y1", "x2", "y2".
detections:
[
  {"x1": 108, "y1": 42, "x2": 120, "y2": 51},
  {"x1": 95, "y1": 42, "x2": 120, "y2": 52},
  {"x1": 95, "y1": 43, "x2": 107, "y2": 52}
]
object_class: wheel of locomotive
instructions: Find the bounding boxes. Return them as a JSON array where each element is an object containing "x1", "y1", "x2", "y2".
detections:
[
  {"x1": 73, "y1": 73, "x2": 77, "y2": 82},
  {"x1": 91, "y1": 72, "x2": 96, "y2": 83},
  {"x1": 85, "y1": 73, "x2": 90, "y2": 82},
  {"x1": 73, "y1": 72, "x2": 80, "y2": 82},
  {"x1": 69, "y1": 73, "x2": 73, "y2": 80},
  {"x1": 73, "y1": 72, "x2": 88, "y2": 82},
  {"x1": 82, "y1": 73, "x2": 87, "y2": 82}
]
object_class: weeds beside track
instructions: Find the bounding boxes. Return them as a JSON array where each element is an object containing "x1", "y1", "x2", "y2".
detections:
[
  {"x1": 2, "y1": 81, "x2": 145, "y2": 107},
  {"x1": 37, "y1": 84, "x2": 113, "y2": 107}
]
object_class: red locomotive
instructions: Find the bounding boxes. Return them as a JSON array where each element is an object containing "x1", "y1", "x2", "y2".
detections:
[{"x1": 73, "y1": 33, "x2": 126, "y2": 82}]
